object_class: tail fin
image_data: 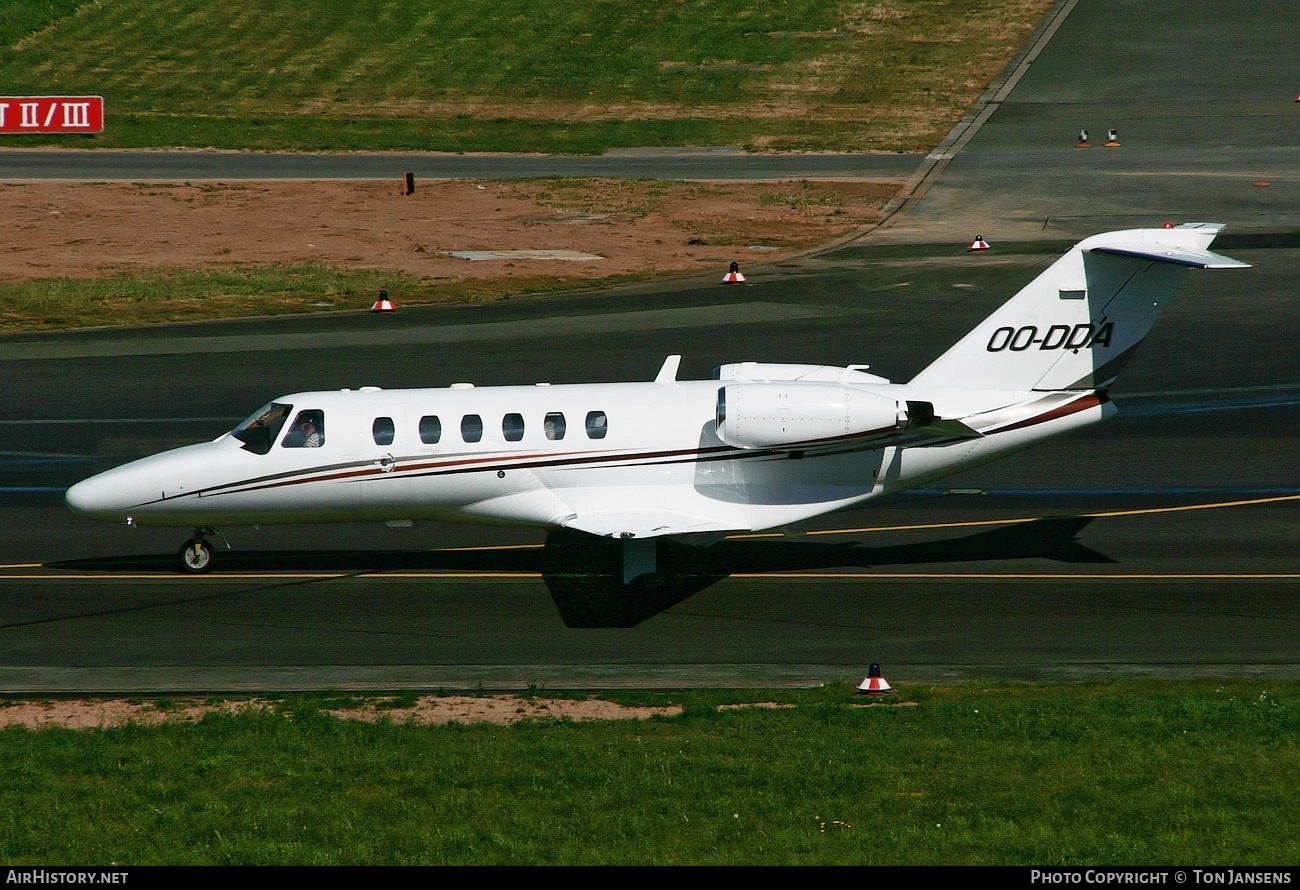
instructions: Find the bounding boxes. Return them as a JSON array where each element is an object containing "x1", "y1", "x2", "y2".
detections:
[{"x1": 910, "y1": 224, "x2": 1249, "y2": 392}]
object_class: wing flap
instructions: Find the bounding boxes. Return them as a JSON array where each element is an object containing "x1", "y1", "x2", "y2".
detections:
[
  {"x1": 1089, "y1": 243, "x2": 1250, "y2": 269},
  {"x1": 560, "y1": 508, "x2": 744, "y2": 539}
]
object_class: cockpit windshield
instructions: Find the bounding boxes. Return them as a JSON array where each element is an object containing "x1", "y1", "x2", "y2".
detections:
[{"x1": 231, "y1": 402, "x2": 292, "y2": 455}]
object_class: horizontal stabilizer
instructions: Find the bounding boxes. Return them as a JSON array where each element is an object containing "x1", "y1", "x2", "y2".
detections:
[
  {"x1": 915, "y1": 418, "x2": 984, "y2": 440},
  {"x1": 865, "y1": 418, "x2": 983, "y2": 450},
  {"x1": 1089, "y1": 243, "x2": 1250, "y2": 269}
]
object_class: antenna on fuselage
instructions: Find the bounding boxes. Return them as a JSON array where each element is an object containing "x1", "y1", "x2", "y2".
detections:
[{"x1": 655, "y1": 355, "x2": 682, "y2": 385}]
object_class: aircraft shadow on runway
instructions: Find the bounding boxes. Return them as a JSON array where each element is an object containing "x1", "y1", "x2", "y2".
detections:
[{"x1": 50, "y1": 516, "x2": 1111, "y2": 628}]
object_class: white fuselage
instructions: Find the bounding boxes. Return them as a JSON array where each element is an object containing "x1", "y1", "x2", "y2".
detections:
[{"x1": 64, "y1": 375, "x2": 1112, "y2": 539}]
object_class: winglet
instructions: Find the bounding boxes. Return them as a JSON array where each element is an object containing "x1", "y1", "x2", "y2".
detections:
[{"x1": 655, "y1": 355, "x2": 682, "y2": 385}]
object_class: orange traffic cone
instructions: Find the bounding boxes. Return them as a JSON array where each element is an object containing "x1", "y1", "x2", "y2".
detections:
[
  {"x1": 857, "y1": 663, "x2": 893, "y2": 695},
  {"x1": 1076, "y1": 128, "x2": 1091, "y2": 147},
  {"x1": 371, "y1": 289, "x2": 397, "y2": 312},
  {"x1": 1104, "y1": 128, "x2": 1120, "y2": 147},
  {"x1": 723, "y1": 261, "x2": 746, "y2": 284},
  {"x1": 968, "y1": 235, "x2": 990, "y2": 252}
]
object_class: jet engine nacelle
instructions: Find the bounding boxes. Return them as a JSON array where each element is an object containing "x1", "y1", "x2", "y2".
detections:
[{"x1": 715, "y1": 383, "x2": 909, "y2": 449}]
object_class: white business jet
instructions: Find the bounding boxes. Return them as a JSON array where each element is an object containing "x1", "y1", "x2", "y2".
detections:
[{"x1": 66, "y1": 225, "x2": 1247, "y2": 619}]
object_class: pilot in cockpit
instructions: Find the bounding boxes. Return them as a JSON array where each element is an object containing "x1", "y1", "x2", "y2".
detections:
[
  {"x1": 283, "y1": 411, "x2": 325, "y2": 448},
  {"x1": 298, "y1": 420, "x2": 322, "y2": 447}
]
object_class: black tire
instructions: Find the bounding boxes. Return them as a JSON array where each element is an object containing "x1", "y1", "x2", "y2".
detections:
[{"x1": 179, "y1": 539, "x2": 213, "y2": 574}]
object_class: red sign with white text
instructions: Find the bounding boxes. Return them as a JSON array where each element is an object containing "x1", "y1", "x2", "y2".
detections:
[{"x1": 0, "y1": 96, "x2": 104, "y2": 134}]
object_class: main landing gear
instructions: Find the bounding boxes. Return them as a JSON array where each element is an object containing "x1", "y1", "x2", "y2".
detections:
[
  {"x1": 178, "y1": 528, "x2": 220, "y2": 574},
  {"x1": 540, "y1": 530, "x2": 726, "y2": 628}
]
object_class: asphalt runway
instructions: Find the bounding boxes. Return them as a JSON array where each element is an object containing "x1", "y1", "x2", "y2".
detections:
[
  {"x1": 0, "y1": 146, "x2": 920, "y2": 182},
  {"x1": 0, "y1": 0, "x2": 1296, "y2": 690},
  {"x1": 1, "y1": 237, "x2": 1296, "y2": 690},
  {"x1": 881, "y1": 0, "x2": 1300, "y2": 242}
]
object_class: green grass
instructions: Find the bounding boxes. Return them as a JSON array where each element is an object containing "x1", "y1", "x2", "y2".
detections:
[
  {"x1": 0, "y1": 0, "x2": 1053, "y2": 153},
  {"x1": 0, "y1": 264, "x2": 653, "y2": 333},
  {"x1": 1, "y1": 681, "x2": 1298, "y2": 864},
  {"x1": 0, "y1": 2, "x2": 1053, "y2": 330}
]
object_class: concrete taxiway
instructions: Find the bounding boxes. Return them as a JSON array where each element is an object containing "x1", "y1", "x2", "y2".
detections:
[{"x1": 0, "y1": 0, "x2": 1296, "y2": 689}]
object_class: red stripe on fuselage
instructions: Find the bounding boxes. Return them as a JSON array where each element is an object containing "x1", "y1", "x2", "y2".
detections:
[{"x1": 987, "y1": 392, "x2": 1107, "y2": 434}]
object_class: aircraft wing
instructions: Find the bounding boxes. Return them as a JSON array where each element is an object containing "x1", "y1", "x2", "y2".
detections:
[
  {"x1": 1089, "y1": 243, "x2": 1250, "y2": 269},
  {"x1": 551, "y1": 420, "x2": 983, "y2": 539},
  {"x1": 559, "y1": 508, "x2": 745, "y2": 538}
]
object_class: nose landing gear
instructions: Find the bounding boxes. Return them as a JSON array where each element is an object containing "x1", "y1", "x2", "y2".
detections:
[{"x1": 178, "y1": 528, "x2": 222, "y2": 574}]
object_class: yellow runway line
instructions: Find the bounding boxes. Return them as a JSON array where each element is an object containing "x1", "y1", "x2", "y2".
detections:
[
  {"x1": 1084, "y1": 492, "x2": 1300, "y2": 519},
  {"x1": 734, "y1": 492, "x2": 1300, "y2": 539},
  {"x1": 0, "y1": 571, "x2": 542, "y2": 581},
  {"x1": 2, "y1": 570, "x2": 1295, "y2": 582},
  {"x1": 731, "y1": 572, "x2": 1300, "y2": 580},
  {"x1": 6, "y1": 494, "x2": 1294, "y2": 582}
]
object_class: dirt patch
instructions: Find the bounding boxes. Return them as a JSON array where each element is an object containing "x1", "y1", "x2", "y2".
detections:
[
  {"x1": 0, "y1": 178, "x2": 898, "y2": 287},
  {"x1": 328, "y1": 694, "x2": 681, "y2": 725},
  {"x1": 0, "y1": 698, "x2": 275, "y2": 730},
  {"x1": 0, "y1": 696, "x2": 681, "y2": 730}
]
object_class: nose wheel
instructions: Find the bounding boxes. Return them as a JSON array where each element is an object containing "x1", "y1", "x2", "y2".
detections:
[{"x1": 178, "y1": 528, "x2": 219, "y2": 574}]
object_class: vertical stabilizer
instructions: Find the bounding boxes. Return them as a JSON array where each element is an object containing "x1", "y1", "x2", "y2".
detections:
[{"x1": 909, "y1": 224, "x2": 1248, "y2": 392}]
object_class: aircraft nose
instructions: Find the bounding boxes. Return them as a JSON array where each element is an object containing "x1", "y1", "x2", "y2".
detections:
[
  {"x1": 65, "y1": 469, "x2": 139, "y2": 521},
  {"x1": 65, "y1": 443, "x2": 214, "y2": 522}
]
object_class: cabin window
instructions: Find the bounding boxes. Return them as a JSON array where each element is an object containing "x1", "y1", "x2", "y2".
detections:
[
  {"x1": 372, "y1": 417, "x2": 395, "y2": 446},
  {"x1": 502, "y1": 413, "x2": 525, "y2": 442},
  {"x1": 282, "y1": 410, "x2": 325, "y2": 448},
  {"x1": 419, "y1": 415, "x2": 442, "y2": 444},
  {"x1": 544, "y1": 412, "x2": 566, "y2": 441},
  {"x1": 232, "y1": 402, "x2": 292, "y2": 455},
  {"x1": 585, "y1": 410, "x2": 608, "y2": 439},
  {"x1": 461, "y1": 414, "x2": 483, "y2": 443}
]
